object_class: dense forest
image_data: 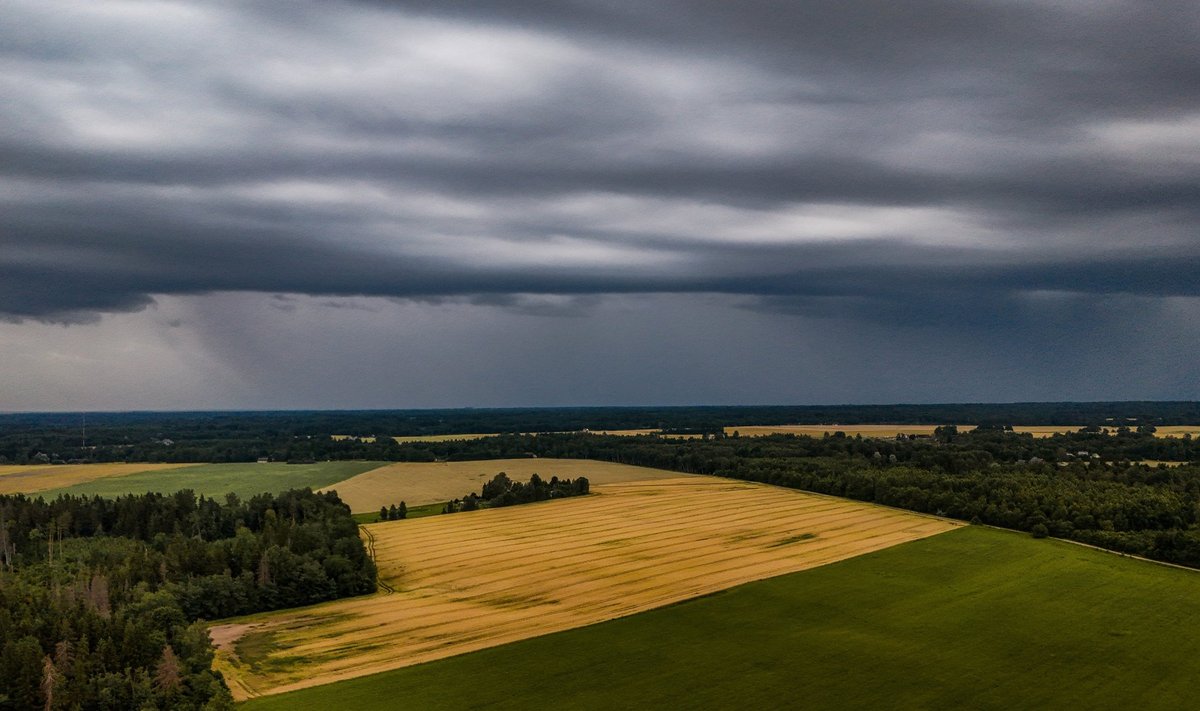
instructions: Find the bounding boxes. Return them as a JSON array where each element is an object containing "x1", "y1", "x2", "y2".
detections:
[
  {"x1": 3, "y1": 403, "x2": 1200, "y2": 464},
  {"x1": 0, "y1": 489, "x2": 374, "y2": 709}
]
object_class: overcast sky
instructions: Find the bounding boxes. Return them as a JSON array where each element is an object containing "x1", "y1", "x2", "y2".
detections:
[{"x1": 2, "y1": 0, "x2": 1199, "y2": 411}]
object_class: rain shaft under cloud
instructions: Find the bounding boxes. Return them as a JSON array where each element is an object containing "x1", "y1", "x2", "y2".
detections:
[{"x1": 2, "y1": 0, "x2": 1198, "y2": 408}]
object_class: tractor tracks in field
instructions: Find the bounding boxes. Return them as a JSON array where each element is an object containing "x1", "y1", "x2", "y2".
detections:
[{"x1": 360, "y1": 524, "x2": 396, "y2": 594}]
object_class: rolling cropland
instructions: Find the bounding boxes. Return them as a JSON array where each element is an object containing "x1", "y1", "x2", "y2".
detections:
[
  {"x1": 213, "y1": 476, "x2": 957, "y2": 701},
  {"x1": 321, "y1": 458, "x2": 687, "y2": 511},
  {"x1": 240, "y1": 525, "x2": 1200, "y2": 710}
]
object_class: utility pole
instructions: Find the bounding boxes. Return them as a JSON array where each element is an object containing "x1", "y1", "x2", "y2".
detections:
[{"x1": 82, "y1": 412, "x2": 87, "y2": 449}]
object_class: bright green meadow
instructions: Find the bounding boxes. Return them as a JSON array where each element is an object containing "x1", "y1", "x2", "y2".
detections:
[
  {"x1": 44, "y1": 461, "x2": 386, "y2": 500},
  {"x1": 240, "y1": 525, "x2": 1200, "y2": 710}
]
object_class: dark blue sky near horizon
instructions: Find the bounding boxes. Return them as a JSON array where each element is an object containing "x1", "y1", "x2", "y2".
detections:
[{"x1": 2, "y1": 1, "x2": 1199, "y2": 410}]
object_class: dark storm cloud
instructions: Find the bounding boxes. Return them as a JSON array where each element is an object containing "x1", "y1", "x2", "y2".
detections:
[{"x1": 1, "y1": 0, "x2": 1199, "y2": 323}]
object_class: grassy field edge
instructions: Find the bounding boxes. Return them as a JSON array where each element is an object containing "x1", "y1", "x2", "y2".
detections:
[{"x1": 238, "y1": 525, "x2": 1200, "y2": 710}]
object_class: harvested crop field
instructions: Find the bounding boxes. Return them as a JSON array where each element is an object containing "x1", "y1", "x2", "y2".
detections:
[
  {"x1": 214, "y1": 476, "x2": 958, "y2": 700},
  {"x1": 0, "y1": 463, "x2": 195, "y2": 495},
  {"x1": 320, "y1": 458, "x2": 687, "y2": 512}
]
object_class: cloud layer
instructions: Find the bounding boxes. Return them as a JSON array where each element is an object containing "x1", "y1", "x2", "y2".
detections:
[{"x1": 2, "y1": 1, "x2": 1198, "y2": 407}]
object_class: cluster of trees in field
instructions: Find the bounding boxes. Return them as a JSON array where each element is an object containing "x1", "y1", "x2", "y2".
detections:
[
  {"x1": 0, "y1": 489, "x2": 375, "y2": 709},
  {"x1": 442, "y1": 473, "x2": 590, "y2": 514},
  {"x1": 379, "y1": 502, "x2": 408, "y2": 521},
  {"x1": 4, "y1": 403, "x2": 1200, "y2": 464}
]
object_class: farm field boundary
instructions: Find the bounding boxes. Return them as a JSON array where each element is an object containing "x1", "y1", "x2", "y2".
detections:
[
  {"x1": 239, "y1": 525, "x2": 1200, "y2": 710},
  {"x1": 215, "y1": 476, "x2": 957, "y2": 700}
]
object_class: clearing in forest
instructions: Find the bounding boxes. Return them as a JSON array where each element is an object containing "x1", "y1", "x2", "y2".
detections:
[
  {"x1": 214, "y1": 476, "x2": 957, "y2": 700},
  {"x1": 320, "y1": 457, "x2": 687, "y2": 511},
  {"x1": 0, "y1": 463, "x2": 196, "y2": 495}
]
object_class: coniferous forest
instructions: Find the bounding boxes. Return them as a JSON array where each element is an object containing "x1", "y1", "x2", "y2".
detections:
[{"x1": 0, "y1": 489, "x2": 374, "y2": 709}]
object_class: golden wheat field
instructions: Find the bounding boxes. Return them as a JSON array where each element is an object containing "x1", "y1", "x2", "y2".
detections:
[
  {"x1": 0, "y1": 463, "x2": 196, "y2": 495},
  {"x1": 320, "y1": 458, "x2": 688, "y2": 511},
  {"x1": 212, "y1": 476, "x2": 958, "y2": 700}
]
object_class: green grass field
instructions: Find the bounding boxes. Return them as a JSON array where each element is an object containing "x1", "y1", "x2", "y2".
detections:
[
  {"x1": 351, "y1": 502, "x2": 446, "y2": 524},
  {"x1": 240, "y1": 526, "x2": 1200, "y2": 710},
  {"x1": 45, "y1": 461, "x2": 387, "y2": 500}
]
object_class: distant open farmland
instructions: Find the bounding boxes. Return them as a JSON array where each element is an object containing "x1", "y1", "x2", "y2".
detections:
[
  {"x1": 725, "y1": 424, "x2": 955, "y2": 438},
  {"x1": 724, "y1": 424, "x2": 1200, "y2": 438},
  {"x1": 320, "y1": 458, "x2": 685, "y2": 512},
  {"x1": 332, "y1": 434, "x2": 499, "y2": 443},
  {"x1": 241, "y1": 525, "x2": 1200, "y2": 711},
  {"x1": 0, "y1": 463, "x2": 195, "y2": 495},
  {"x1": 1153, "y1": 426, "x2": 1200, "y2": 438},
  {"x1": 1009, "y1": 426, "x2": 1200, "y2": 438},
  {"x1": 41, "y1": 461, "x2": 387, "y2": 499},
  {"x1": 215, "y1": 476, "x2": 956, "y2": 701}
]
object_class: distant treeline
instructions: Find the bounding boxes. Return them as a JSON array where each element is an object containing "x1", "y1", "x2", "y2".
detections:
[
  {"x1": 442, "y1": 473, "x2": 590, "y2": 513},
  {"x1": 3, "y1": 402, "x2": 1200, "y2": 464},
  {"x1": 0, "y1": 489, "x2": 374, "y2": 709}
]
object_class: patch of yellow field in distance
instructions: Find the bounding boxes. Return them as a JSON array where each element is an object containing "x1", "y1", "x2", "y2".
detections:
[
  {"x1": 391, "y1": 433, "x2": 497, "y2": 443},
  {"x1": 588, "y1": 428, "x2": 661, "y2": 436},
  {"x1": 0, "y1": 463, "x2": 196, "y2": 495},
  {"x1": 1008, "y1": 426, "x2": 1084, "y2": 437},
  {"x1": 1153, "y1": 426, "x2": 1200, "y2": 438},
  {"x1": 725, "y1": 424, "x2": 956, "y2": 438},
  {"x1": 212, "y1": 476, "x2": 959, "y2": 700},
  {"x1": 321, "y1": 458, "x2": 687, "y2": 512},
  {"x1": 724, "y1": 424, "x2": 1199, "y2": 439},
  {"x1": 1010, "y1": 426, "x2": 1200, "y2": 438},
  {"x1": 331, "y1": 434, "x2": 499, "y2": 443}
]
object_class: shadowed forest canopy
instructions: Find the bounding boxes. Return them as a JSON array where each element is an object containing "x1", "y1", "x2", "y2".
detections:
[{"x1": 0, "y1": 489, "x2": 374, "y2": 709}]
